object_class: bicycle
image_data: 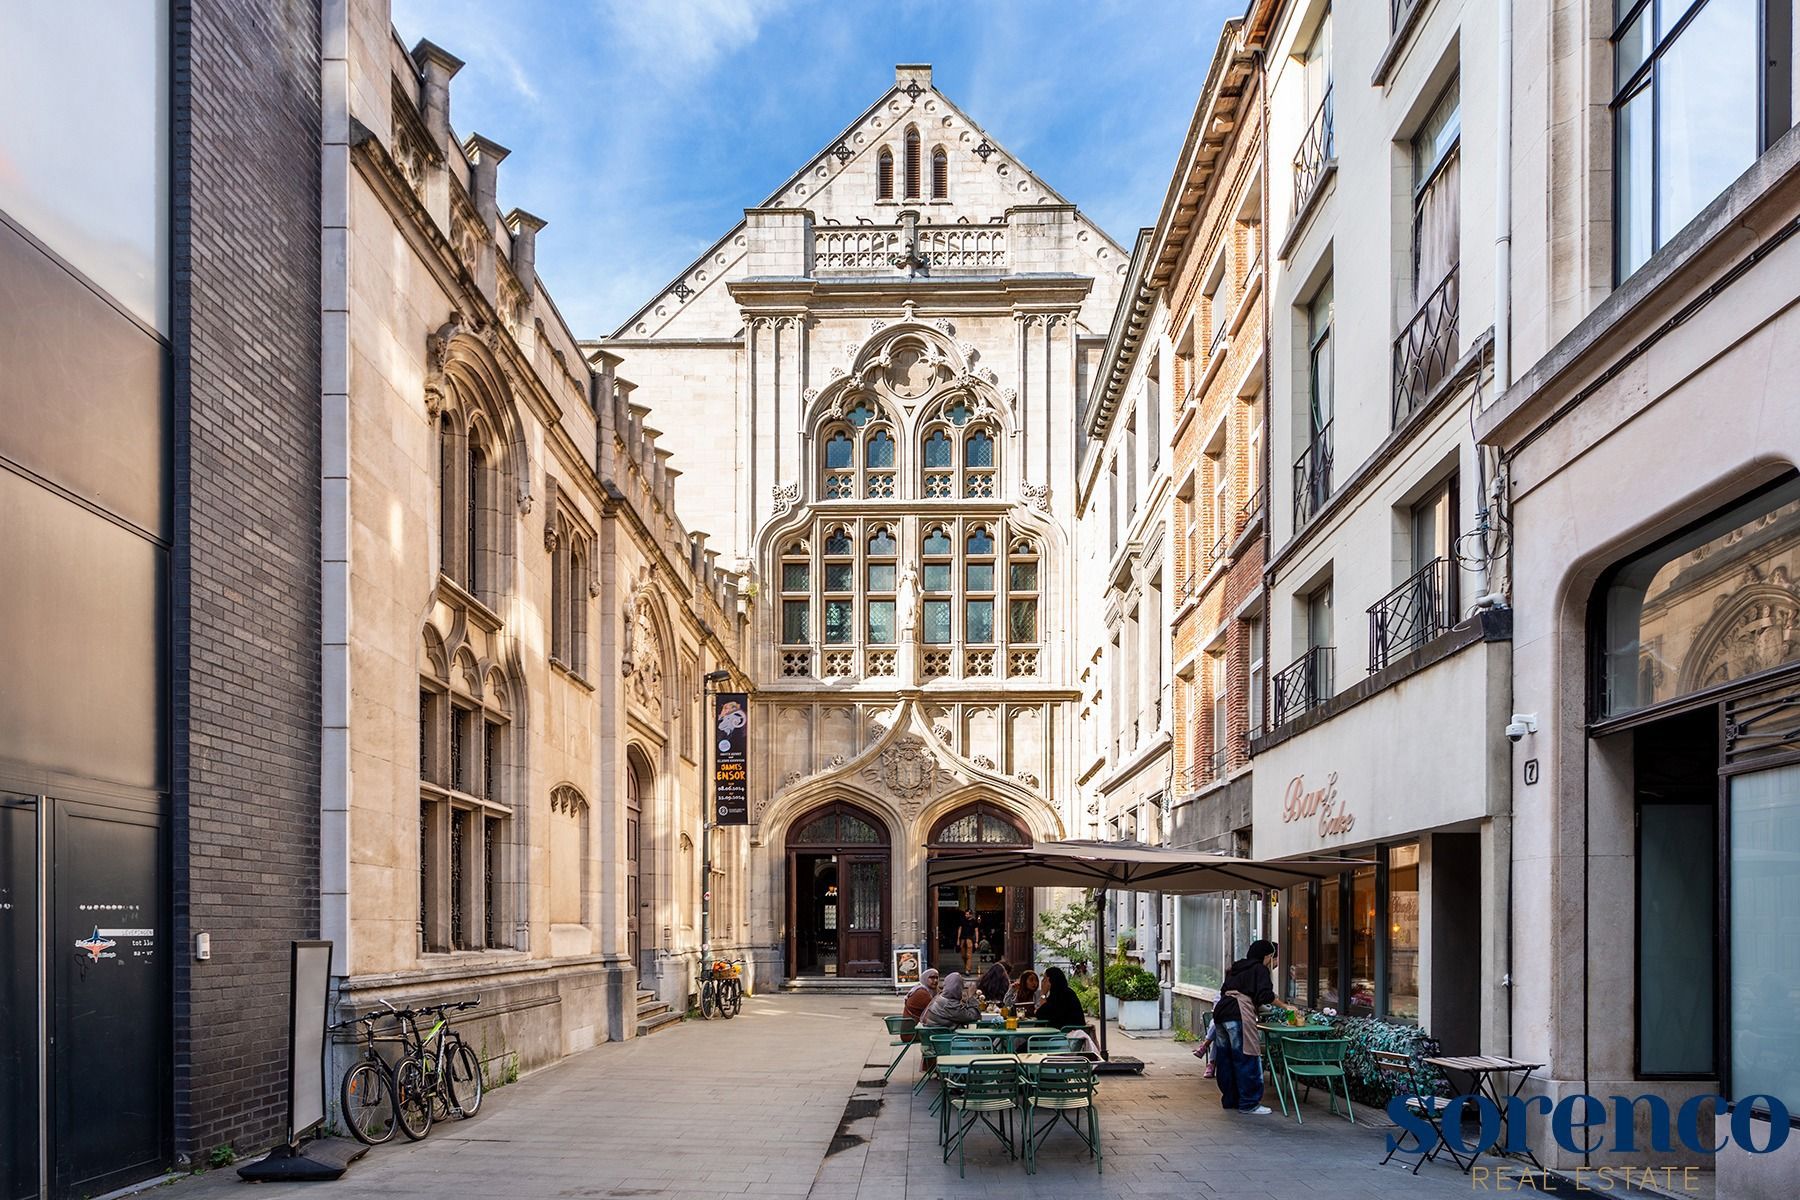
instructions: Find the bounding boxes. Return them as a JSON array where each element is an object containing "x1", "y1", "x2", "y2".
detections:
[
  {"x1": 374, "y1": 1002, "x2": 436, "y2": 1140},
  {"x1": 388, "y1": 997, "x2": 484, "y2": 1126},
  {"x1": 700, "y1": 959, "x2": 743, "y2": 1020},
  {"x1": 333, "y1": 1010, "x2": 402, "y2": 1145}
]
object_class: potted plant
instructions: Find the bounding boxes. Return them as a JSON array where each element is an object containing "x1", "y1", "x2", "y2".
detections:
[{"x1": 1106, "y1": 963, "x2": 1161, "y2": 1030}]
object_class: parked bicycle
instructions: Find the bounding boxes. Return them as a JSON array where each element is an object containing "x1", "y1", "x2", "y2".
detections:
[
  {"x1": 332, "y1": 1009, "x2": 402, "y2": 1145},
  {"x1": 385, "y1": 997, "x2": 484, "y2": 1131},
  {"x1": 700, "y1": 959, "x2": 743, "y2": 1020}
]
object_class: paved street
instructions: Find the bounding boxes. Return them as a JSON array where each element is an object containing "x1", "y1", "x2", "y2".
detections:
[{"x1": 163, "y1": 994, "x2": 1494, "y2": 1200}]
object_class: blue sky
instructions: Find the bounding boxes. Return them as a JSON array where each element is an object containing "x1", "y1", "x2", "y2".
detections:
[{"x1": 390, "y1": 0, "x2": 1241, "y2": 336}]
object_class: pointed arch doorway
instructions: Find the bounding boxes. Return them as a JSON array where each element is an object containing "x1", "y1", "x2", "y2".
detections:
[
  {"x1": 927, "y1": 802, "x2": 1033, "y2": 975},
  {"x1": 785, "y1": 799, "x2": 890, "y2": 979}
]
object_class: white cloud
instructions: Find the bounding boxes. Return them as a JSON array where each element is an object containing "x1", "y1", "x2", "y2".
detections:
[{"x1": 600, "y1": 0, "x2": 792, "y2": 79}]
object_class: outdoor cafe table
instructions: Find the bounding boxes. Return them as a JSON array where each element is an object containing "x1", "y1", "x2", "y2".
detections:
[
  {"x1": 951, "y1": 1023, "x2": 1057, "y2": 1050},
  {"x1": 1423, "y1": 1055, "x2": 1549, "y2": 1174},
  {"x1": 1255, "y1": 1023, "x2": 1341, "y2": 1120}
]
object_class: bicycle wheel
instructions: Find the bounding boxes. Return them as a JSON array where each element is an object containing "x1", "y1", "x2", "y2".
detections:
[
  {"x1": 720, "y1": 978, "x2": 742, "y2": 1019},
  {"x1": 445, "y1": 1040, "x2": 485, "y2": 1118},
  {"x1": 393, "y1": 1057, "x2": 434, "y2": 1140},
  {"x1": 699, "y1": 979, "x2": 719, "y2": 1020},
  {"x1": 340, "y1": 1060, "x2": 397, "y2": 1145}
]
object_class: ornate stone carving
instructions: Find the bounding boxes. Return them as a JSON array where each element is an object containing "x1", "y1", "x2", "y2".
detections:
[
  {"x1": 934, "y1": 318, "x2": 955, "y2": 336},
  {"x1": 771, "y1": 482, "x2": 800, "y2": 518},
  {"x1": 802, "y1": 386, "x2": 819, "y2": 403},
  {"x1": 971, "y1": 754, "x2": 996, "y2": 770},
  {"x1": 931, "y1": 723, "x2": 953, "y2": 743},
  {"x1": 862, "y1": 735, "x2": 940, "y2": 801},
  {"x1": 627, "y1": 603, "x2": 664, "y2": 717},
  {"x1": 782, "y1": 770, "x2": 805, "y2": 790},
  {"x1": 869, "y1": 319, "x2": 888, "y2": 334},
  {"x1": 1016, "y1": 771, "x2": 1041, "y2": 789},
  {"x1": 516, "y1": 476, "x2": 534, "y2": 516},
  {"x1": 1020, "y1": 482, "x2": 1051, "y2": 512},
  {"x1": 1002, "y1": 386, "x2": 1018, "y2": 412},
  {"x1": 542, "y1": 476, "x2": 561, "y2": 552},
  {"x1": 423, "y1": 313, "x2": 463, "y2": 419}
]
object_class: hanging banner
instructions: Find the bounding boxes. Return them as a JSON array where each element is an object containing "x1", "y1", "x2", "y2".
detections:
[{"x1": 713, "y1": 692, "x2": 749, "y2": 825}]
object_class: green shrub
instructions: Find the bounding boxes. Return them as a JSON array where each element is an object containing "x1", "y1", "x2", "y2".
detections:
[
  {"x1": 207, "y1": 1145, "x2": 236, "y2": 1169},
  {"x1": 1070, "y1": 973, "x2": 1100, "y2": 1016},
  {"x1": 1104, "y1": 963, "x2": 1158, "y2": 1001},
  {"x1": 1034, "y1": 895, "x2": 1099, "y2": 976},
  {"x1": 1323, "y1": 1015, "x2": 1447, "y2": 1107}
]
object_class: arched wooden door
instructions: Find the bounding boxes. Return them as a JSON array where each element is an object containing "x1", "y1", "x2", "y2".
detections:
[
  {"x1": 626, "y1": 752, "x2": 649, "y2": 975},
  {"x1": 785, "y1": 799, "x2": 890, "y2": 978},
  {"x1": 927, "y1": 802, "x2": 1033, "y2": 973}
]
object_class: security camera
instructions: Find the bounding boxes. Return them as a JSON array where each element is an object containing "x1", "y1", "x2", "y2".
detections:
[{"x1": 1505, "y1": 714, "x2": 1538, "y2": 743}]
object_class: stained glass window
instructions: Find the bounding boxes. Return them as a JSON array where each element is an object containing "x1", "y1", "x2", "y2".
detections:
[
  {"x1": 966, "y1": 562, "x2": 993, "y2": 590},
  {"x1": 966, "y1": 429, "x2": 995, "y2": 468},
  {"x1": 866, "y1": 429, "x2": 895, "y2": 467},
  {"x1": 924, "y1": 429, "x2": 952, "y2": 467},
  {"x1": 924, "y1": 563, "x2": 951, "y2": 591},
  {"x1": 967, "y1": 528, "x2": 994, "y2": 555},
  {"x1": 782, "y1": 562, "x2": 809, "y2": 591},
  {"x1": 825, "y1": 527, "x2": 853, "y2": 555},
  {"x1": 824, "y1": 599, "x2": 854, "y2": 644},
  {"x1": 824, "y1": 562, "x2": 853, "y2": 591},
  {"x1": 868, "y1": 600, "x2": 896, "y2": 644},
  {"x1": 924, "y1": 526, "x2": 952, "y2": 555},
  {"x1": 924, "y1": 599, "x2": 952, "y2": 644},
  {"x1": 868, "y1": 527, "x2": 897, "y2": 555},
  {"x1": 868, "y1": 562, "x2": 895, "y2": 591},
  {"x1": 1009, "y1": 599, "x2": 1038, "y2": 643},
  {"x1": 966, "y1": 600, "x2": 994, "y2": 643},
  {"x1": 782, "y1": 600, "x2": 810, "y2": 644},
  {"x1": 825, "y1": 430, "x2": 853, "y2": 468},
  {"x1": 845, "y1": 401, "x2": 877, "y2": 427}
]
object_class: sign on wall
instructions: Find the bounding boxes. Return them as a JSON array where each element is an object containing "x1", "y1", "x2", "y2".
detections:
[
  {"x1": 713, "y1": 692, "x2": 749, "y2": 826},
  {"x1": 893, "y1": 945, "x2": 923, "y2": 989}
]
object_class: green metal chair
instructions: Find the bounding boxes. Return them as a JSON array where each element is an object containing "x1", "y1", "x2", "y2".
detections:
[
  {"x1": 949, "y1": 1034, "x2": 996, "y2": 1054},
  {"x1": 1026, "y1": 1033, "x2": 1072, "y2": 1053},
  {"x1": 1022, "y1": 1056, "x2": 1100, "y2": 1174},
  {"x1": 924, "y1": 1031, "x2": 962, "y2": 1115},
  {"x1": 943, "y1": 1057, "x2": 1020, "y2": 1177},
  {"x1": 1278, "y1": 1036, "x2": 1355, "y2": 1124},
  {"x1": 880, "y1": 1015, "x2": 918, "y2": 1083},
  {"x1": 1260, "y1": 1029, "x2": 1295, "y2": 1117},
  {"x1": 1372, "y1": 1050, "x2": 1461, "y2": 1173}
]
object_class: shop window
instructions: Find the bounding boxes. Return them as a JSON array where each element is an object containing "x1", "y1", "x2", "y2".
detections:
[
  {"x1": 1728, "y1": 762, "x2": 1800, "y2": 1113},
  {"x1": 1177, "y1": 893, "x2": 1227, "y2": 991},
  {"x1": 1348, "y1": 864, "x2": 1377, "y2": 1016},
  {"x1": 1598, "y1": 474, "x2": 1800, "y2": 719},
  {"x1": 1387, "y1": 845, "x2": 1421, "y2": 1021}
]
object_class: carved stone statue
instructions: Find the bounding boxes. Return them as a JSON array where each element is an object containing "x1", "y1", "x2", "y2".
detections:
[{"x1": 897, "y1": 562, "x2": 921, "y2": 641}]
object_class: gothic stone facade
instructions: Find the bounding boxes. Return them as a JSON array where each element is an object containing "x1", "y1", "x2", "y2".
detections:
[
  {"x1": 322, "y1": 1, "x2": 748, "y2": 1070},
  {"x1": 597, "y1": 65, "x2": 1127, "y2": 980}
]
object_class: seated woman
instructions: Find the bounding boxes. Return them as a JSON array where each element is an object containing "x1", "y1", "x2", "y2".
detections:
[
  {"x1": 917, "y1": 972, "x2": 982, "y2": 1029},
  {"x1": 975, "y1": 960, "x2": 1010, "y2": 1006},
  {"x1": 1003, "y1": 969, "x2": 1040, "y2": 1011},
  {"x1": 902, "y1": 968, "x2": 941, "y2": 1028},
  {"x1": 1033, "y1": 967, "x2": 1099, "y2": 1054}
]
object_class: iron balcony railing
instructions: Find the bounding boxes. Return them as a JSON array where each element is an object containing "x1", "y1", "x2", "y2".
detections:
[
  {"x1": 1292, "y1": 420, "x2": 1334, "y2": 528},
  {"x1": 1238, "y1": 486, "x2": 1265, "y2": 533},
  {"x1": 1178, "y1": 571, "x2": 1198, "y2": 606},
  {"x1": 1293, "y1": 85, "x2": 1335, "y2": 214},
  {"x1": 1273, "y1": 645, "x2": 1334, "y2": 728},
  {"x1": 1369, "y1": 556, "x2": 1457, "y2": 672},
  {"x1": 1392, "y1": 266, "x2": 1460, "y2": 428},
  {"x1": 1210, "y1": 747, "x2": 1228, "y2": 778},
  {"x1": 1184, "y1": 759, "x2": 1215, "y2": 791},
  {"x1": 1210, "y1": 524, "x2": 1232, "y2": 566}
]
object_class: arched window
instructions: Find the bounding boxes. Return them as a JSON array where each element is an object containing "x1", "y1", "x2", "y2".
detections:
[
  {"x1": 419, "y1": 653, "x2": 514, "y2": 953},
  {"x1": 964, "y1": 428, "x2": 996, "y2": 497},
  {"x1": 904, "y1": 127, "x2": 921, "y2": 198},
  {"x1": 930, "y1": 802, "x2": 1030, "y2": 845},
  {"x1": 932, "y1": 147, "x2": 949, "y2": 199},
  {"x1": 922, "y1": 428, "x2": 953, "y2": 498},
  {"x1": 822, "y1": 525, "x2": 854, "y2": 647},
  {"x1": 877, "y1": 147, "x2": 894, "y2": 201},
  {"x1": 438, "y1": 416, "x2": 457, "y2": 578},
  {"x1": 965, "y1": 525, "x2": 996, "y2": 645},
  {"x1": 552, "y1": 526, "x2": 590, "y2": 677},
  {"x1": 1008, "y1": 537, "x2": 1039, "y2": 646},
  {"x1": 570, "y1": 537, "x2": 589, "y2": 675},
  {"x1": 919, "y1": 399, "x2": 998, "y2": 499},
  {"x1": 865, "y1": 428, "x2": 895, "y2": 498},
  {"x1": 466, "y1": 426, "x2": 491, "y2": 598},
  {"x1": 780, "y1": 539, "x2": 810, "y2": 648},
  {"x1": 818, "y1": 402, "x2": 897, "y2": 501}
]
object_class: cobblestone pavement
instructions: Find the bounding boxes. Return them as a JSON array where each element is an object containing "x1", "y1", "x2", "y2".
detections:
[{"x1": 159, "y1": 994, "x2": 1498, "y2": 1200}]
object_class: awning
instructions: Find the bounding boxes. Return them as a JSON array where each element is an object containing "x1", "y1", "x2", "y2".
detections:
[{"x1": 926, "y1": 838, "x2": 1367, "y2": 894}]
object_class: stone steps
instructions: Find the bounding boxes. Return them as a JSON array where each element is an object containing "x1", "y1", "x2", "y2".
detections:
[
  {"x1": 634, "y1": 988, "x2": 680, "y2": 1037},
  {"x1": 779, "y1": 977, "x2": 896, "y2": 995}
]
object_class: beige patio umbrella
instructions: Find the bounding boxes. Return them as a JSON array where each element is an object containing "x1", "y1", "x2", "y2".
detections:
[{"x1": 925, "y1": 839, "x2": 1367, "y2": 1070}]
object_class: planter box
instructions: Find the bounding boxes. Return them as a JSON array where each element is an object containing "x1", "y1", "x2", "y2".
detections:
[
  {"x1": 1103, "y1": 995, "x2": 1119, "y2": 1020},
  {"x1": 1119, "y1": 998, "x2": 1160, "y2": 1030}
]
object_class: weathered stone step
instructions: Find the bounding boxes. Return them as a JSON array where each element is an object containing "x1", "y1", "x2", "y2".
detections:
[{"x1": 635, "y1": 1010, "x2": 684, "y2": 1037}]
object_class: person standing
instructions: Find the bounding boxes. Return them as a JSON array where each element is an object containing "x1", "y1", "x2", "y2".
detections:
[
  {"x1": 956, "y1": 909, "x2": 978, "y2": 973},
  {"x1": 1211, "y1": 940, "x2": 1278, "y2": 1115}
]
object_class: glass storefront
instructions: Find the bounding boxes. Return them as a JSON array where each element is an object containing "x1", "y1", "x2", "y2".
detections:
[
  {"x1": 1727, "y1": 765, "x2": 1800, "y2": 1113},
  {"x1": 1176, "y1": 893, "x2": 1227, "y2": 991},
  {"x1": 1280, "y1": 841, "x2": 1423, "y2": 1021}
]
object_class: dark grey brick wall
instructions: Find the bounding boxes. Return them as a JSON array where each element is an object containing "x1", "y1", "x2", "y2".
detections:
[{"x1": 170, "y1": 0, "x2": 323, "y2": 1160}]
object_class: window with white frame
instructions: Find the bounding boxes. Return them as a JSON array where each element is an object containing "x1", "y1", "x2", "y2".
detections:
[
  {"x1": 819, "y1": 399, "x2": 896, "y2": 499},
  {"x1": 1613, "y1": 0, "x2": 1789, "y2": 280}
]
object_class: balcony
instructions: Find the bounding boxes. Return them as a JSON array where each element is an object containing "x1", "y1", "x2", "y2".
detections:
[
  {"x1": 1177, "y1": 571, "x2": 1199, "y2": 607},
  {"x1": 1237, "y1": 486, "x2": 1264, "y2": 533},
  {"x1": 1210, "y1": 746, "x2": 1228, "y2": 779},
  {"x1": 1273, "y1": 645, "x2": 1334, "y2": 727},
  {"x1": 1392, "y1": 266, "x2": 1459, "y2": 428},
  {"x1": 1292, "y1": 421, "x2": 1333, "y2": 528},
  {"x1": 1368, "y1": 556, "x2": 1457, "y2": 672},
  {"x1": 1293, "y1": 86, "x2": 1335, "y2": 215},
  {"x1": 813, "y1": 224, "x2": 1006, "y2": 274}
]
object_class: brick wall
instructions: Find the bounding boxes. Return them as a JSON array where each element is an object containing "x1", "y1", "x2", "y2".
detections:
[{"x1": 170, "y1": 0, "x2": 323, "y2": 1160}]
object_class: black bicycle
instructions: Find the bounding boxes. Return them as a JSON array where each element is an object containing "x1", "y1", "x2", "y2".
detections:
[
  {"x1": 334, "y1": 1010, "x2": 401, "y2": 1145},
  {"x1": 388, "y1": 998, "x2": 484, "y2": 1129},
  {"x1": 700, "y1": 959, "x2": 743, "y2": 1020}
]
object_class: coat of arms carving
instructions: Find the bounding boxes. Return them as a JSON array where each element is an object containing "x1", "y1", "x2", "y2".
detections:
[{"x1": 864, "y1": 735, "x2": 940, "y2": 800}]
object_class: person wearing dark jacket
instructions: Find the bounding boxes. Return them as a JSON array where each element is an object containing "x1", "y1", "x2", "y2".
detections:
[
  {"x1": 1211, "y1": 939, "x2": 1278, "y2": 1114},
  {"x1": 975, "y1": 960, "x2": 1010, "y2": 1005}
]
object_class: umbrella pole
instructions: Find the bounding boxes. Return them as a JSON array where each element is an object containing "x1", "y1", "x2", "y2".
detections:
[{"x1": 1094, "y1": 886, "x2": 1108, "y2": 1062}]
